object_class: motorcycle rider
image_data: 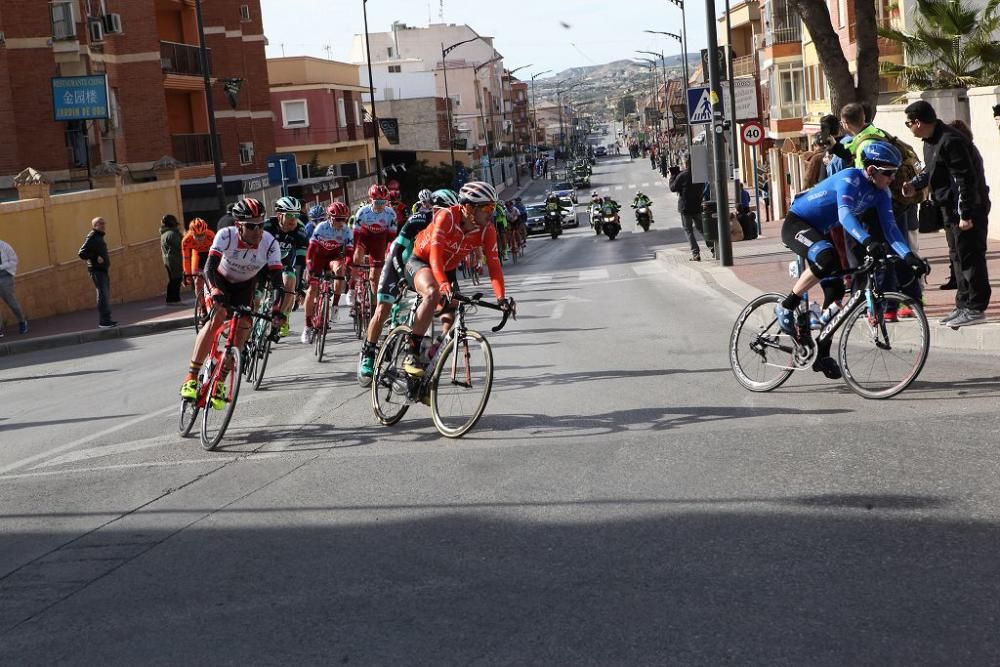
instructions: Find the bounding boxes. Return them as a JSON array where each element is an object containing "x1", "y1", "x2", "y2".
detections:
[
  {"x1": 631, "y1": 191, "x2": 654, "y2": 224},
  {"x1": 601, "y1": 195, "x2": 621, "y2": 222},
  {"x1": 545, "y1": 192, "x2": 569, "y2": 232}
]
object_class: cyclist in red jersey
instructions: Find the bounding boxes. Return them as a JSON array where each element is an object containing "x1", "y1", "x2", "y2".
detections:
[
  {"x1": 401, "y1": 181, "x2": 513, "y2": 376},
  {"x1": 181, "y1": 218, "x2": 215, "y2": 314}
]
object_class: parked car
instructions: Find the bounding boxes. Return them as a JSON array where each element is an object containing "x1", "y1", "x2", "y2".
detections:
[{"x1": 595, "y1": 146, "x2": 608, "y2": 157}]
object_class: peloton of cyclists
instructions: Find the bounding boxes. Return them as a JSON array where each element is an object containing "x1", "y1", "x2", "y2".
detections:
[
  {"x1": 263, "y1": 196, "x2": 309, "y2": 338},
  {"x1": 301, "y1": 201, "x2": 354, "y2": 344}
]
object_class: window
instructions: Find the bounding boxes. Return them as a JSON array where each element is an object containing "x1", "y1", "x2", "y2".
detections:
[
  {"x1": 50, "y1": 1, "x2": 77, "y2": 40},
  {"x1": 354, "y1": 100, "x2": 362, "y2": 127},
  {"x1": 770, "y1": 62, "x2": 805, "y2": 119},
  {"x1": 387, "y1": 47, "x2": 394, "y2": 58},
  {"x1": 281, "y1": 99, "x2": 309, "y2": 128},
  {"x1": 838, "y1": 0, "x2": 847, "y2": 27},
  {"x1": 337, "y1": 98, "x2": 347, "y2": 128},
  {"x1": 388, "y1": 65, "x2": 402, "y2": 73},
  {"x1": 239, "y1": 142, "x2": 254, "y2": 165},
  {"x1": 239, "y1": 4, "x2": 251, "y2": 21},
  {"x1": 451, "y1": 95, "x2": 461, "y2": 108}
]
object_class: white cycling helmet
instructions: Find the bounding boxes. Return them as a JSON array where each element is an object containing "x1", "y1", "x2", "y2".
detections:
[
  {"x1": 273, "y1": 196, "x2": 302, "y2": 214},
  {"x1": 458, "y1": 181, "x2": 498, "y2": 205},
  {"x1": 417, "y1": 188, "x2": 434, "y2": 205}
]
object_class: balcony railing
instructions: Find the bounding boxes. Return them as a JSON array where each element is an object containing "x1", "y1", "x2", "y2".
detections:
[
  {"x1": 171, "y1": 133, "x2": 220, "y2": 165},
  {"x1": 731, "y1": 54, "x2": 756, "y2": 77},
  {"x1": 848, "y1": 16, "x2": 903, "y2": 55},
  {"x1": 160, "y1": 41, "x2": 213, "y2": 76},
  {"x1": 763, "y1": 18, "x2": 801, "y2": 46}
]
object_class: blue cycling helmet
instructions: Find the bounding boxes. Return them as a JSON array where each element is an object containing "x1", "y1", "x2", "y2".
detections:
[
  {"x1": 307, "y1": 204, "x2": 325, "y2": 221},
  {"x1": 431, "y1": 188, "x2": 460, "y2": 208},
  {"x1": 859, "y1": 141, "x2": 902, "y2": 169}
]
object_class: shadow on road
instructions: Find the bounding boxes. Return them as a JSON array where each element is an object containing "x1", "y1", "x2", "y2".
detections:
[
  {"x1": 493, "y1": 367, "x2": 731, "y2": 393},
  {"x1": 0, "y1": 369, "x2": 118, "y2": 383},
  {"x1": 0, "y1": 414, "x2": 139, "y2": 433}
]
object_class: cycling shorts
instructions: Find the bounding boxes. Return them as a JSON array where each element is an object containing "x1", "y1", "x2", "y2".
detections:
[
  {"x1": 306, "y1": 249, "x2": 346, "y2": 276},
  {"x1": 214, "y1": 273, "x2": 256, "y2": 310},
  {"x1": 403, "y1": 256, "x2": 459, "y2": 295},
  {"x1": 781, "y1": 211, "x2": 830, "y2": 258},
  {"x1": 353, "y1": 226, "x2": 393, "y2": 262},
  {"x1": 376, "y1": 255, "x2": 405, "y2": 304}
]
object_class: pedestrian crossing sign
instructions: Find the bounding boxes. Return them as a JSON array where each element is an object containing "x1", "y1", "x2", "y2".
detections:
[{"x1": 687, "y1": 87, "x2": 713, "y2": 125}]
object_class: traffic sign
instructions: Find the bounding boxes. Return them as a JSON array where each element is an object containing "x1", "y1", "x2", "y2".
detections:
[
  {"x1": 687, "y1": 87, "x2": 713, "y2": 125},
  {"x1": 740, "y1": 120, "x2": 765, "y2": 146}
]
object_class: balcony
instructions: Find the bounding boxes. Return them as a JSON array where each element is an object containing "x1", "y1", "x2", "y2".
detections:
[
  {"x1": 731, "y1": 54, "x2": 756, "y2": 77},
  {"x1": 848, "y1": 17, "x2": 903, "y2": 55},
  {"x1": 171, "y1": 133, "x2": 220, "y2": 165},
  {"x1": 160, "y1": 41, "x2": 213, "y2": 76},
  {"x1": 763, "y1": 17, "x2": 801, "y2": 46}
]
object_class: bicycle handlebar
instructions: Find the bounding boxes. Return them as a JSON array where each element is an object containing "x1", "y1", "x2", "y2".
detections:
[{"x1": 449, "y1": 292, "x2": 517, "y2": 333}]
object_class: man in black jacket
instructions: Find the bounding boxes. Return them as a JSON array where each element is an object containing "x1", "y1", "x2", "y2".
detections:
[
  {"x1": 668, "y1": 157, "x2": 706, "y2": 261},
  {"x1": 78, "y1": 217, "x2": 116, "y2": 328},
  {"x1": 903, "y1": 100, "x2": 991, "y2": 327}
]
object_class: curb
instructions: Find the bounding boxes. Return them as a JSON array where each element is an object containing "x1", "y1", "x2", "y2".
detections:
[
  {"x1": 654, "y1": 247, "x2": 1000, "y2": 354},
  {"x1": 0, "y1": 316, "x2": 191, "y2": 358}
]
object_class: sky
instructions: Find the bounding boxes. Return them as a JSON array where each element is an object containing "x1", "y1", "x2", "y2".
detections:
[{"x1": 259, "y1": 0, "x2": 710, "y2": 78}]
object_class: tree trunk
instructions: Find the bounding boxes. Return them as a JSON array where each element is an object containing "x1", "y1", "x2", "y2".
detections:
[{"x1": 790, "y1": 0, "x2": 881, "y2": 118}]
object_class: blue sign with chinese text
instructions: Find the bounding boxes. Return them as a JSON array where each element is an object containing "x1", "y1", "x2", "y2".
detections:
[{"x1": 52, "y1": 75, "x2": 110, "y2": 121}]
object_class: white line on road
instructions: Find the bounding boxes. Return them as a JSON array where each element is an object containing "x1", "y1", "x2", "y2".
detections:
[
  {"x1": 615, "y1": 186, "x2": 624, "y2": 191},
  {"x1": 551, "y1": 302, "x2": 566, "y2": 320},
  {"x1": 579, "y1": 269, "x2": 609, "y2": 281},
  {"x1": 632, "y1": 262, "x2": 666, "y2": 276},
  {"x1": 520, "y1": 274, "x2": 553, "y2": 286},
  {"x1": 641, "y1": 183, "x2": 650, "y2": 187},
  {"x1": 627, "y1": 184, "x2": 636, "y2": 188},
  {"x1": 0, "y1": 405, "x2": 177, "y2": 475},
  {"x1": 31, "y1": 434, "x2": 174, "y2": 469}
]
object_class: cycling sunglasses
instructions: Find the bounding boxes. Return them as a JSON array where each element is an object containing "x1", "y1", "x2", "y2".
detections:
[
  {"x1": 239, "y1": 221, "x2": 265, "y2": 230},
  {"x1": 474, "y1": 202, "x2": 497, "y2": 212},
  {"x1": 872, "y1": 166, "x2": 897, "y2": 177},
  {"x1": 330, "y1": 216, "x2": 349, "y2": 223},
  {"x1": 373, "y1": 199, "x2": 388, "y2": 205}
]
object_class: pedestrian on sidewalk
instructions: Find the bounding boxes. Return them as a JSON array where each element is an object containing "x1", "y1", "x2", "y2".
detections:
[
  {"x1": 0, "y1": 238, "x2": 28, "y2": 336},
  {"x1": 903, "y1": 100, "x2": 992, "y2": 327},
  {"x1": 78, "y1": 217, "x2": 116, "y2": 328},
  {"x1": 668, "y1": 156, "x2": 705, "y2": 261},
  {"x1": 160, "y1": 213, "x2": 184, "y2": 305}
]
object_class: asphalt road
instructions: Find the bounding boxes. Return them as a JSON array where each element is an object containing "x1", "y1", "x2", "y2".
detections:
[{"x1": 3, "y1": 155, "x2": 1000, "y2": 664}]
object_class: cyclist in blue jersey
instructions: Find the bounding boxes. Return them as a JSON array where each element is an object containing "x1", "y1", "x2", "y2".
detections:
[{"x1": 776, "y1": 141, "x2": 928, "y2": 378}]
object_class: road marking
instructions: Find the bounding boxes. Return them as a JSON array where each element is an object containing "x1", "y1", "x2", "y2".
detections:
[
  {"x1": 268, "y1": 389, "x2": 333, "y2": 451},
  {"x1": 520, "y1": 274, "x2": 552, "y2": 287},
  {"x1": 632, "y1": 262, "x2": 666, "y2": 276},
  {"x1": 615, "y1": 185, "x2": 624, "y2": 191},
  {"x1": 579, "y1": 269, "x2": 609, "y2": 281},
  {"x1": 0, "y1": 453, "x2": 287, "y2": 480},
  {"x1": 627, "y1": 184, "x2": 636, "y2": 188},
  {"x1": 31, "y1": 434, "x2": 173, "y2": 469},
  {"x1": 641, "y1": 182, "x2": 650, "y2": 187},
  {"x1": 551, "y1": 302, "x2": 566, "y2": 320},
  {"x1": 0, "y1": 405, "x2": 177, "y2": 475}
]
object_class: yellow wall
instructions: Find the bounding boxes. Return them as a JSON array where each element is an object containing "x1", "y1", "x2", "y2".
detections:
[
  {"x1": 0, "y1": 200, "x2": 48, "y2": 273},
  {"x1": 119, "y1": 182, "x2": 184, "y2": 248},
  {"x1": 49, "y1": 190, "x2": 123, "y2": 264}
]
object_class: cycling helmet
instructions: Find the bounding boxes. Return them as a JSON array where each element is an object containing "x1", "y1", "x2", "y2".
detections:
[
  {"x1": 417, "y1": 188, "x2": 434, "y2": 205},
  {"x1": 389, "y1": 189, "x2": 401, "y2": 200},
  {"x1": 368, "y1": 184, "x2": 390, "y2": 200},
  {"x1": 327, "y1": 200, "x2": 351, "y2": 219},
  {"x1": 458, "y1": 181, "x2": 498, "y2": 205},
  {"x1": 232, "y1": 198, "x2": 264, "y2": 220},
  {"x1": 859, "y1": 141, "x2": 902, "y2": 169},
  {"x1": 431, "y1": 188, "x2": 460, "y2": 208},
  {"x1": 307, "y1": 204, "x2": 326, "y2": 221},
  {"x1": 273, "y1": 196, "x2": 302, "y2": 214},
  {"x1": 188, "y1": 218, "x2": 208, "y2": 234}
]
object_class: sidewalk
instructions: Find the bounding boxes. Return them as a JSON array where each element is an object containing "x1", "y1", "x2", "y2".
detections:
[
  {"x1": 657, "y1": 212, "x2": 1000, "y2": 352},
  {"x1": 0, "y1": 294, "x2": 192, "y2": 358}
]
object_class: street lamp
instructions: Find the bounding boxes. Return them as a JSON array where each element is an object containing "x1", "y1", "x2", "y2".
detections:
[
  {"x1": 637, "y1": 50, "x2": 668, "y2": 149},
  {"x1": 556, "y1": 81, "x2": 584, "y2": 167},
  {"x1": 645, "y1": 29, "x2": 692, "y2": 151},
  {"x1": 529, "y1": 70, "x2": 552, "y2": 164},
  {"x1": 474, "y1": 54, "x2": 503, "y2": 184},
  {"x1": 441, "y1": 36, "x2": 480, "y2": 172},
  {"x1": 360, "y1": 0, "x2": 385, "y2": 184},
  {"x1": 505, "y1": 64, "x2": 532, "y2": 186}
]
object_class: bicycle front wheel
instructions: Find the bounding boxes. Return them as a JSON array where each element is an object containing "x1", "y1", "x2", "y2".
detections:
[
  {"x1": 252, "y1": 333, "x2": 271, "y2": 391},
  {"x1": 839, "y1": 291, "x2": 929, "y2": 399},
  {"x1": 201, "y1": 347, "x2": 243, "y2": 450},
  {"x1": 430, "y1": 330, "x2": 494, "y2": 438},
  {"x1": 179, "y1": 399, "x2": 200, "y2": 437},
  {"x1": 315, "y1": 293, "x2": 330, "y2": 361},
  {"x1": 729, "y1": 293, "x2": 797, "y2": 392},
  {"x1": 371, "y1": 325, "x2": 412, "y2": 425}
]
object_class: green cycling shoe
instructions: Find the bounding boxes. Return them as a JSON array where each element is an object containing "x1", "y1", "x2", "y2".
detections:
[
  {"x1": 180, "y1": 379, "x2": 198, "y2": 401},
  {"x1": 210, "y1": 382, "x2": 227, "y2": 410}
]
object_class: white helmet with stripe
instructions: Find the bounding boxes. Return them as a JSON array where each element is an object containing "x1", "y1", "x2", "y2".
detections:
[{"x1": 458, "y1": 181, "x2": 498, "y2": 205}]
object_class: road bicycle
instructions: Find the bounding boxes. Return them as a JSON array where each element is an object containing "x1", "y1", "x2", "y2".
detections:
[
  {"x1": 312, "y1": 270, "x2": 341, "y2": 362},
  {"x1": 179, "y1": 302, "x2": 276, "y2": 450},
  {"x1": 371, "y1": 291, "x2": 515, "y2": 438},
  {"x1": 460, "y1": 252, "x2": 482, "y2": 286},
  {"x1": 243, "y1": 285, "x2": 286, "y2": 391},
  {"x1": 185, "y1": 273, "x2": 210, "y2": 333},
  {"x1": 349, "y1": 262, "x2": 377, "y2": 340},
  {"x1": 729, "y1": 254, "x2": 930, "y2": 399}
]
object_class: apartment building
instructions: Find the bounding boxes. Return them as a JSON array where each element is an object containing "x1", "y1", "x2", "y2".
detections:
[{"x1": 0, "y1": 0, "x2": 274, "y2": 190}]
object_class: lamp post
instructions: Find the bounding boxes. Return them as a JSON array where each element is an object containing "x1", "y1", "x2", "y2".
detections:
[
  {"x1": 194, "y1": 0, "x2": 226, "y2": 219},
  {"x1": 505, "y1": 64, "x2": 532, "y2": 186},
  {"x1": 473, "y1": 54, "x2": 503, "y2": 184},
  {"x1": 645, "y1": 29, "x2": 691, "y2": 152},
  {"x1": 441, "y1": 36, "x2": 480, "y2": 172},
  {"x1": 637, "y1": 51, "x2": 667, "y2": 149},
  {"x1": 361, "y1": 0, "x2": 383, "y2": 183},
  {"x1": 529, "y1": 70, "x2": 552, "y2": 166},
  {"x1": 702, "y1": 0, "x2": 733, "y2": 266},
  {"x1": 556, "y1": 81, "x2": 583, "y2": 168},
  {"x1": 635, "y1": 58, "x2": 658, "y2": 152}
]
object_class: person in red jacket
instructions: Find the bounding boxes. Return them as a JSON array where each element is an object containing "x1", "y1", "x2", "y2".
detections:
[{"x1": 401, "y1": 181, "x2": 513, "y2": 376}]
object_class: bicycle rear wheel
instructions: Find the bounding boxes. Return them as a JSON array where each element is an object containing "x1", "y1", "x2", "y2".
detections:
[
  {"x1": 201, "y1": 347, "x2": 243, "y2": 450},
  {"x1": 315, "y1": 292, "x2": 330, "y2": 361},
  {"x1": 729, "y1": 293, "x2": 797, "y2": 392},
  {"x1": 839, "y1": 291, "x2": 929, "y2": 399},
  {"x1": 252, "y1": 333, "x2": 271, "y2": 391},
  {"x1": 193, "y1": 299, "x2": 207, "y2": 333},
  {"x1": 430, "y1": 330, "x2": 493, "y2": 438},
  {"x1": 371, "y1": 326, "x2": 412, "y2": 425}
]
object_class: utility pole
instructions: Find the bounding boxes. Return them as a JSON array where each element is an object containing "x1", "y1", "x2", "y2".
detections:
[
  {"x1": 725, "y1": 0, "x2": 743, "y2": 216},
  {"x1": 441, "y1": 36, "x2": 480, "y2": 172},
  {"x1": 362, "y1": 0, "x2": 383, "y2": 183},
  {"x1": 705, "y1": 0, "x2": 732, "y2": 265},
  {"x1": 194, "y1": 0, "x2": 226, "y2": 220}
]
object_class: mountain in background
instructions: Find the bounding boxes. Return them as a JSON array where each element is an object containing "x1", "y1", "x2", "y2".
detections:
[{"x1": 553, "y1": 54, "x2": 697, "y2": 80}]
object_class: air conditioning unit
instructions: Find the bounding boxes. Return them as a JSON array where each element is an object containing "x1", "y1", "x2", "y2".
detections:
[
  {"x1": 102, "y1": 13, "x2": 123, "y2": 34},
  {"x1": 88, "y1": 19, "x2": 105, "y2": 43}
]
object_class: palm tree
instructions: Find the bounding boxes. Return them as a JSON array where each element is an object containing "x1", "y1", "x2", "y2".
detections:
[{"x1": 879, "y1": 0, "x2": 1000, "y2": 90}]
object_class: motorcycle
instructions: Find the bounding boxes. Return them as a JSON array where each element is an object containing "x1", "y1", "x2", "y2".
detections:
[
  {"x1": 633, "y1": 205, "x2": 652, "y2": 232},
  {"x1": 590, "y1": 205, "x2": 603, "y2": 235},
  {"x1": 544, "y1": 210, "x2": 562, "y2": 239},
  {"x1": 602, "y1": 212, "x2": 621, "y2": 240}
]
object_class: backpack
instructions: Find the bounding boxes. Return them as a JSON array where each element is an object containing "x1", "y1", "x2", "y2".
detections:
[{"x1": 855, "y1": 133, "x2": 923, "y2": 207}]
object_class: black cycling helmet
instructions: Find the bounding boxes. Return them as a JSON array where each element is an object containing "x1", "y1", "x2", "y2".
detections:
[{"x1": 232, "y1": 198, "x2": 265, "y2": 220}]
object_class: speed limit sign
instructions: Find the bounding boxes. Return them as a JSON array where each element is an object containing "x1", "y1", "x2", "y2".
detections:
[{"x1": 741, "y1": 120, "x2": 765, "y2": 146}]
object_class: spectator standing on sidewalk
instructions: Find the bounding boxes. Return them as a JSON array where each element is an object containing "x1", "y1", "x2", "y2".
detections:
[
  {"x1": 903, "y1": 100, "x2": 992, "y2": 327},
  {"x1": 0, "y1": 238, "x2": 28, "y2": 336},
  {"x1": 160, "y1": 214, "x2": 183, "y2": 305},
  {"x1": 78, "y1": 217, "x2": 116, "y2": 328},
  {"x1": 668, "y1": 157, "x2": 705, "y2": 261}
]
